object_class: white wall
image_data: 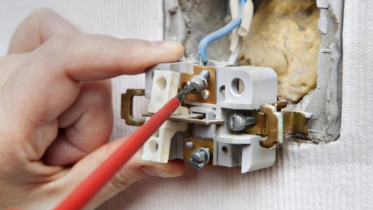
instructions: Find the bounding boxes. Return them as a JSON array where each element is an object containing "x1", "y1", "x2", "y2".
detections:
[
  {"x1": 0, "y1": 0, "x2": 162, "y2": 139},
  {"x1": 1, "y1": 1, "x2": 372, "y2": 210}
]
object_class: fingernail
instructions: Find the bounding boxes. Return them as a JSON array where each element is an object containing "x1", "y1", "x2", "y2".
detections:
[
  {"x1": 149, "y1": 41, "x2": 181, "y2": 49},
  {"x1": 140, "y1": 166, "x2": 176, "y2": 178}
]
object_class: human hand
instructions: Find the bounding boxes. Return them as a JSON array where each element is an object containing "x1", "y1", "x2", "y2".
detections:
[{"x1": 0, "y1": 9, "x2": 185, "y2": 209}]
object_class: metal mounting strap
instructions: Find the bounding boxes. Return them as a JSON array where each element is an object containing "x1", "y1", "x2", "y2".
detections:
[{"x1": 121, "y1": 89, "x2": 145, "y2": 126}]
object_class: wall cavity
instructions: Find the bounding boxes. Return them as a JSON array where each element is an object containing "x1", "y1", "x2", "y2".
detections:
[{"x1": 164, "y1": 0, "x2": 343, "y2": 143}]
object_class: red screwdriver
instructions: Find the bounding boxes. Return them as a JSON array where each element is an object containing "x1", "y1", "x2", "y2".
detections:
[{"x1": 55, "y1": 70, "x2": 210, "y2": 210}]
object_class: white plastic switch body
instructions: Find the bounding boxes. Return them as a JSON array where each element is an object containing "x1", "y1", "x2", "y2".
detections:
[
  {"x1": 142, "y1": 119, "x2": 187, "y2": 163},
  {"x1": 143, "y1": 69, "x2": 188, "y2": 163},
  {"x1": 241, "y1": 136, "x2": 276, "y2": 173},
  {"x1": 147, "y1": 70, "x2": 181, "y2": 114},
  {"x1": 142, "y1": 63, "x2": 281, "y2": 173}
]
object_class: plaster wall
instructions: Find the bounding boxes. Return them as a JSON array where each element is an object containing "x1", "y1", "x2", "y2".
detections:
[{"x1": 0, "y1": 1, "x2": 372, "y2": 210}]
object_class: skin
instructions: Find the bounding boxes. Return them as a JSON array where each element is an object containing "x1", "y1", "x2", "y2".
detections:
[{"x1": 0, "y1": 8, "x2": 185, "y2": 210}]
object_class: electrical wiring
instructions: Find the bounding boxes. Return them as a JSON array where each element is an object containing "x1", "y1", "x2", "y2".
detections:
[
  {"x1": 197, "y1": 0, "x2": 249, "y2": 65},
  {"x1": 227, "y1": 36, "x2": 242, "y2": 65},
  {"x1": 238, "y1": 0, "x2": 254, "y2": 37},
  {"x1": 196, "y1": 17, "x2": 242, "y2": 65},
  {"x1": 240, "y1": 0, "x2": 247, "y2": 11},
  {"x1": 227, "y1": 0, "x2": 252, "y2": 65},
  {"x1": 228, "y1": 0, "x2": 244, "y2": 65},
  {"x1": 229, "y1": 0, "x2": 241, "y2": 53}
]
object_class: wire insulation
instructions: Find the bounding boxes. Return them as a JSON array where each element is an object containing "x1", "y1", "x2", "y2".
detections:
[
  {"x1": 238, "y1": 0, "x2": 254, "y2": 37},
  {"x1": 197, "y1": 17, "x2": 242, "y2": 64},
  {"x1": 228, "y1": 36, "x2": 242, "y2": 65}
]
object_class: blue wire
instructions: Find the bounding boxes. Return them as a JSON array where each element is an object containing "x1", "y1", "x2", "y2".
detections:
[
  {"x1": 197, "y1": 17, "x2": 242, "y2": 64},
  {"x1": 240, "y1": 0, "x2": 247, "y2": 13},
  {"x1": 240, "y1": 0, "x2": 247, "y2": 10}
]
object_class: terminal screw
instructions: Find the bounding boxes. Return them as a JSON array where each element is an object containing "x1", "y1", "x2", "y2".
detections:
[
  {"x1": 228, "y1": 113, "x2": 255, "y2": 132},
  {"x1": 187, "y1": 70, "x2": 210, "y2": 94},
  {"x1": 199, "y1": 69, "x2": 210, "y2": 81},
  {"x1": 189, "y1": 147, "x2": 211, "y2": 170}
]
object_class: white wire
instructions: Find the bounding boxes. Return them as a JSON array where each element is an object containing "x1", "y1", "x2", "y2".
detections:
[
  {"x1": 227, "y1": 0, "x2": 254, "y2": 65},
  {"x1": 228, "y1": 36, "x2": 242, "y2": 65},
  {"x1": 228, "y1": 0, "x2": 243, "y2": 65}
]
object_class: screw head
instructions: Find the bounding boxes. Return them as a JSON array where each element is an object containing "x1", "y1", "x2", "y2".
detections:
[
  {"x1": 199, "y1": 70, "x2": 210, "y2": 81},
  {"x1": 186, "y1": 141, "x2": 194, "y2": 150},
  {"x1": 188, "y1": 70, "x2": 210, "y2": 94},
  {"x1": 189, "y1": 147, "x2": 211, "y2": 170},
  {"x1": 228, "y1": 113, "x2": 255, "y2": 132},
  {"x1": 228, "y1": 113, "x2": 246, "y2": 132},
  {"x1": 200, "y1": 90, "x2": 210, "y2": 100}
]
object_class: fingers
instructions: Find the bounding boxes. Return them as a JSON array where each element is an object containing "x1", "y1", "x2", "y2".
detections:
[
  {"x1": 8, "y1": 8, "x2": 80, "y2": 53},
  {"x1": 43, "y1": 81, "x2": 113, "y2": 166},
  {"x1": 0, "y1": 35, "x2": 183, "y2": 159},
  {"x1": 6, "y1": 35, "x2": 183, "y2": 122},
  {"x1": 59, "y1": 138, "x2": 185, "y2": 209}
]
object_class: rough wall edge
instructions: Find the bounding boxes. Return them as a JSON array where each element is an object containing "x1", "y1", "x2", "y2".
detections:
[{"x1": 293, "y1": 0, "x2": 344, "y2": 143}]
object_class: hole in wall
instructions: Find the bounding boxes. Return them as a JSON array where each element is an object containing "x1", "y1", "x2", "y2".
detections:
[
  {"x1": 174, "y1": 0, "x2": 341, "y2": 143},
  {"x1": 236, "y1": 0, "x2": 341, "y2": 143},
  {"x1": 156, "y1": 77, "x2": 167, "y2": 90},
  {"x1": 231, "y1": 78, "x2": 245, "y2": 96},
  {"x1": 239, "y1": 0, "x2": 320, "y2": 103}
]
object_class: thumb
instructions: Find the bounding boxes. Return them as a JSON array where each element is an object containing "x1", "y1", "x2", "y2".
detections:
[{"x1": 59, "y1": 138, "x2": 185, "y2": 209}]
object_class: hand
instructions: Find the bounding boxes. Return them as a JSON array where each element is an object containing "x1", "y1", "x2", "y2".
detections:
[{"x1": 0, "y1": 9, "x2": 185, "y2": 209}]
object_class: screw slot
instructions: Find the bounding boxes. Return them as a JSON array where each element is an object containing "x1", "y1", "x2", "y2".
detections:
[
  {"x1": 228, "y1": 113, "x2": 255, "y2": 132},
  {"x1": 189, "y1": 147, "x2": 211, "y2": 170}
]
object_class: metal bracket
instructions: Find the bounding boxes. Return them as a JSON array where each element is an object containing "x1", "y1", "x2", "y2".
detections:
[
  {"x1": 183, "y1": 138, "x2": 214, "y2": 166},
  {"x1": 282, "y1": 111, "x2": 311, "y2": 135},
  {"x1": 121, "y1": 89, "x2": 145, "y2": 126},
  {"x1": 259, "y1": 103, "x2": 283, "y2": 148},
  {"x1": 142, "y1": 113, "x2": 224, "y2": 125},
  {"x1": 244, "y1": 99, "x2": 311, "y2": 148}
]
